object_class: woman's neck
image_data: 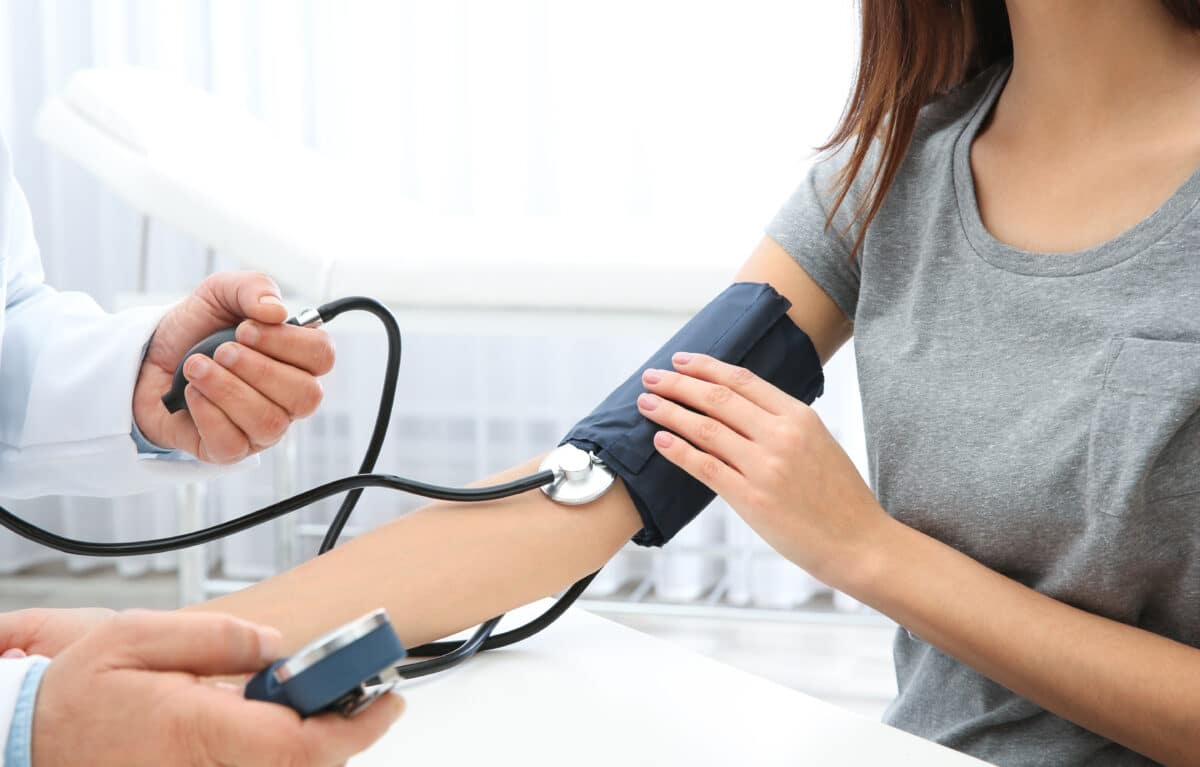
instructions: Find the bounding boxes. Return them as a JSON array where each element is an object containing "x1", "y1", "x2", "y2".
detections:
[{"x1": 1001, "y1": 0, "x2": 1200, "y2": 137}]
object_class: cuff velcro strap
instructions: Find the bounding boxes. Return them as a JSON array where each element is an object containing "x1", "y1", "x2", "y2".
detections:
[{"x1": 560, "y1": 282, "x2": 823, "y2": 546}]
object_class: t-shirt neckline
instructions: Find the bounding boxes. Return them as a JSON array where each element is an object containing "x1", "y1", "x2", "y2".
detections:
[{"x1": 952, "y1": 61, "x2": 1200, "y2": 277}]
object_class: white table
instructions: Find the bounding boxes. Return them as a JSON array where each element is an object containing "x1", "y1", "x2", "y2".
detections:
[{"x1": 353, "y1": 601, "x2": 988, "y2": 766}]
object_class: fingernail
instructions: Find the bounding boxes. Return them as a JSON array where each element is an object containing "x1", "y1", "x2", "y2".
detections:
[
  {"x1": 214, "y1": 343, "x2": 238, "y2": 368},
  {"x1": 1, "y1": 648, "x2": 26, "y2": 659},
  {"x1": 259, "y1": 295, "x2": 284, "y2": 307},
  {"x1": 237, "y1": 321, "x2": 260, "y2": 346},
  {"x1": 257, "y1": 627, "x2": 283, "y2": 663},
  {"x1": 672, "y1": 352, "x2": 692, "y2": 365},
  {"x1": 637, "y1": 393, "x2": 660, "y2": 411},
  {"x1": 186, "y1": 356, "x2": 210, "y2": 379},
  {"x1": 642, "y1": 369, "x2": 662, "y2": 384},
  {"x1": 654, "y1": 431, "x2": 674, "y2": 448}
]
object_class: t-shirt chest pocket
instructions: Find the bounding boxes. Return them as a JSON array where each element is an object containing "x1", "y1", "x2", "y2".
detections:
[{"x1": 1086, "y1": 337, "x2": 1200, "y2": 518}]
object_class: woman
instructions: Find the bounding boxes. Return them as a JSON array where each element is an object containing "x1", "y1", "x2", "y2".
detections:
[{"x1": 10, "y1": 1, "x2": 1199, "y2": 764}]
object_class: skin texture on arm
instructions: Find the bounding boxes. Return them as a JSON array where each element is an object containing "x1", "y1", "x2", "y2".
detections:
[{"x1": 188, "y1": 236, "x2": 847, "y2": 654}]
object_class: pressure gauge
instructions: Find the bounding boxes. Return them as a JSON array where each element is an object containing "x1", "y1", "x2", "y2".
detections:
[{"x1": 245, "y1": 608, "x2": 407, "y2": 718}]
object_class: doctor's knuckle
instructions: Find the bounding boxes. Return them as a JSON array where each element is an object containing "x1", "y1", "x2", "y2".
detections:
[
  {"x1": 209, "y1": 439, "x2": 248, "y2": 465},
  {"x1": 310, "y1": 334, "x2": 336, "y2": 374},
  {"x1": 258, "y1": 408, "x2": 290, "y2": 440},
  {"x1": 295, "y1": 380, "x2": 324, "y2": 417},
  {"x1": 112, "y1": 610, "x2": 158, "y2": 646}
]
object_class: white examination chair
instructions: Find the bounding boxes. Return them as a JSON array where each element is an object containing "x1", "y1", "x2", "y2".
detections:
[{"x1": 34, "y1": 66, "x2": 865, "y2": 614}]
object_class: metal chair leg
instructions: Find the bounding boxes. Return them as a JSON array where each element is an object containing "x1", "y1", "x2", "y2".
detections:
[{"x1": 176, "y1": 482, "x2": 207, "y2": 606}]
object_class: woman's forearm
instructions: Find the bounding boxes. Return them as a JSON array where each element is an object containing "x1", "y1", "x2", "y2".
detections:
[
  {"x1": 187, "y1": 454, "x2": 642, "y2": 653},
  {"x1": 851, "y1": 515, "x2": 1200, "y2": 767}
]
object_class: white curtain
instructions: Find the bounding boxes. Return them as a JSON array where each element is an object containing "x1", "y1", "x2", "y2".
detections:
[{"x1": 0, "y1": 1, "x2": 866, "y2": 608}]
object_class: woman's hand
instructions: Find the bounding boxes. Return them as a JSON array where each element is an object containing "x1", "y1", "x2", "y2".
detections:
[
  {"x1": 132, "y1": 272, "x2": 336, "y2": 464},
  {"x1": 33, "y1": 610, "x2": 403, "y2": 767},
  {"x1": 636, "y1": 351, "x2": 891, "y2": 588},
  {"x1": 0, "y1": 607, "x2": 115, "y2": 658}
]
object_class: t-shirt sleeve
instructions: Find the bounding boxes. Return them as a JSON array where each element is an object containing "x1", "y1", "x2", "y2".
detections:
[{"x1": 764, "y1": 142, "x2": 870, "y2": 322}]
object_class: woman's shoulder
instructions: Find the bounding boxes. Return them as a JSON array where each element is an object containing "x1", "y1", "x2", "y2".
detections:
[
  {"x1": 811, "y1": 60, "x2": 1010, "y2": 185},
  {"x1": 911, "y1": 59, "x2": 1010, "y2": 149}
]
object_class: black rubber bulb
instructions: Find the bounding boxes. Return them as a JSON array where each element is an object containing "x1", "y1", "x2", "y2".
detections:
[
  {"x1": 162, "y1": 316, "x2": 306, "y2": 414},
  {"x1": 161, "y1": 327, "x2": 238, "y2": 414}
]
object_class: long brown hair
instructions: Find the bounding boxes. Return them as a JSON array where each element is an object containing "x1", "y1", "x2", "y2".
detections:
[{"x1": 825, "y1": 0, "x2": 1200, "y2": 257}]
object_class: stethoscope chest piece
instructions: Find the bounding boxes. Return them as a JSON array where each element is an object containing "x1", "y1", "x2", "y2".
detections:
[
  {"x1": 539, "y1": 444, "x2": 616, "y2": 505},
  {"x1": 245, "y1": 608, "x2": 406, "y2": 718}
]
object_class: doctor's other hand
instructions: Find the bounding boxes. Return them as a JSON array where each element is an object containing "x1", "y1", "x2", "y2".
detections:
[
  {"x1": 133, "y1": 272, "x2": 335, "y2": 463},
  {"x1": 0, "y1": 607, "x2": 114, "y2": 658},
  {"x1": 32, "y1": 610, "x2": 404, "y2": 767},
  {"x1": 637, "y1": 352, "x2": 893, "y2": 590}
]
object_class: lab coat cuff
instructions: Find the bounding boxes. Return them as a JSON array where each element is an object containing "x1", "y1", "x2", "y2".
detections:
[{"x1": 0, "y1": 656, "x2": 48, "y2": 767}]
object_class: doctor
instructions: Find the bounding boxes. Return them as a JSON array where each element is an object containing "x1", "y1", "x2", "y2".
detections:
[{"x1": 0, "y1": 134, "x2": 402, "y2": 766}]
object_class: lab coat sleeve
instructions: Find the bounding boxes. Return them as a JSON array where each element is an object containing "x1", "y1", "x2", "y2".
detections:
[
  {"x1": 0, "y1": 136, "x2": 244, "y2": 498},
  {"x1": 0, "y1": 656, "x2": 45, "y2": 767}
]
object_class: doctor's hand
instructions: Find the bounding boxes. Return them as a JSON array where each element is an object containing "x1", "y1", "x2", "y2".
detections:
[
  {"x1": 133, "y1": 272, "x2": 335, "y2": 463},
  {"x1": 0, "y1": 607, "x2": 114, "y2": 658},
  {"x1": 33, "y1": 610, "x2": 404, "y2": 767},
  {"x1": 636, "y1": 352, "x2": 891, "y2": 590}
]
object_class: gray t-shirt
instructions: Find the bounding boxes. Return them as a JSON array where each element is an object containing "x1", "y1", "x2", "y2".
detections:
[{"x1": 766, "y1": 60, "x2": 1200, "y2": 767}]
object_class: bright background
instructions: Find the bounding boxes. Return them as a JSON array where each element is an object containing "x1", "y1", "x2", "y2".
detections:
[
  {"x1": 1, "y1": 1, "x2": 858, "y2": 302},
  {"x1": 0, "y1": 0, "x2": 897, "y2": 717}
]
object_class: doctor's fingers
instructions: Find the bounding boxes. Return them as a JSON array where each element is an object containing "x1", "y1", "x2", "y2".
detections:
[
  {"x1": 197, "y1": 271, "x2": 289, "y2": 326},
  {"x1": 212, "y1": 341, "x2": 324, "y2": 419},
  {"x1": 636, "y1": 390, "x2": 755, "y2": 474},
  {"x1": 86, "y1": 610, "x2": 280, "y2": 676},
  {"x1": 236, "y1": 320, "x2": 336, "y2": 377},
  {"x1": 194, "y1": 690, "x2": 404, "y2": 767},
  {"x1": 184, "y1": 355, "x2": 292, "y2": 451},
  {"x1": 183, "y1": 386, "x2": 252, "y2": 464}
]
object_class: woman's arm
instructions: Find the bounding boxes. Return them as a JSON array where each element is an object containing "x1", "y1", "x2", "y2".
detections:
[
  {"x1": 631, "y1": 281, "x2": 1200, "y2": 766},
  {"x1": 188, "y1": 236, "x2": 850, "y2": 653},
  {"x1": 853, "y1": 516, "x2": 1200, "y2": 767}
]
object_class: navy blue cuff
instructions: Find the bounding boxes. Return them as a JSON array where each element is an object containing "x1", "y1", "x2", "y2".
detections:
[{"x1": 560, "y1": 282, "x2": 823, "y2": 547}]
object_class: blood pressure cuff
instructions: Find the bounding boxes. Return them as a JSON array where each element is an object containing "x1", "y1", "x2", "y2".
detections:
[{"x1": 560, "y1": 281, "x2": 824, "y2": 547}]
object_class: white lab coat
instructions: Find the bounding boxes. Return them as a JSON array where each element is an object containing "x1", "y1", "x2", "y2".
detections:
[{"x1": 0, "y1": 134, "x2": 230, "y2": 756}]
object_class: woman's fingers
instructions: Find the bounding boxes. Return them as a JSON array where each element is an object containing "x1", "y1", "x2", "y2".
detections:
[
  {"x1": 668, "y1": 352, "x2": 798, "y2": 416},
  {"x1": 636, "y1": 387, "x2": 755, "y2": 473},
  {"x1": 649, "y1": 431, "x2": 749, "y2": 505},
  {"x1": 640, "y1": 363, "x2": 774, "y2": 441}
]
